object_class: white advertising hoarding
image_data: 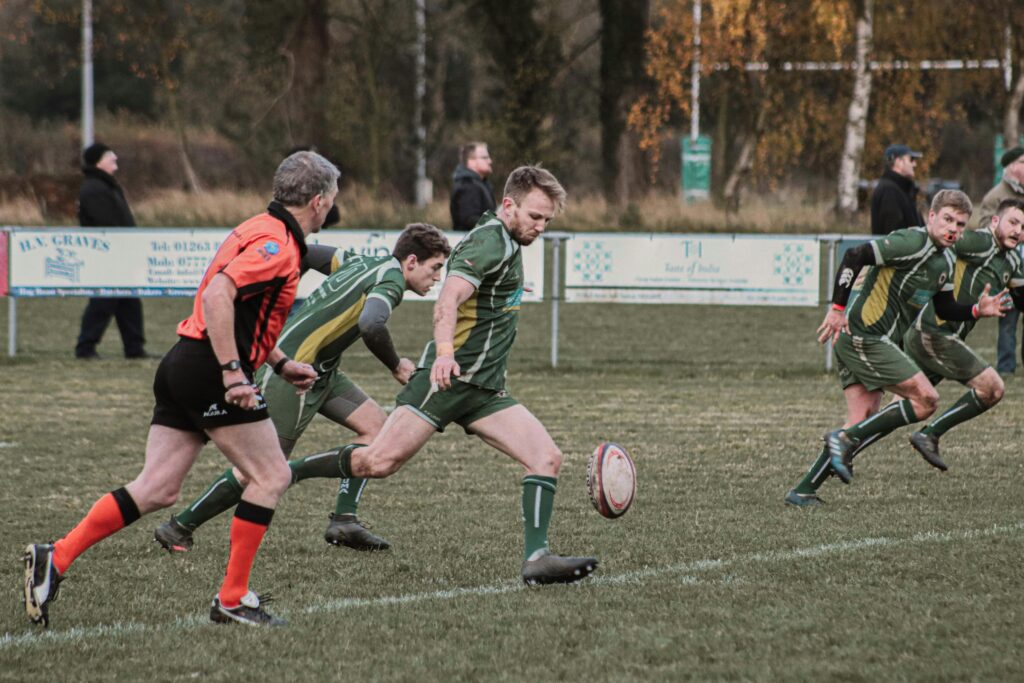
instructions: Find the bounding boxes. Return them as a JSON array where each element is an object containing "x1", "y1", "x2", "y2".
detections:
[
  {"x1": 7, "y1": 228, "x2": 545, "y2": 302},
  {"x1": 564, "y1": 233, "x2": 819, "y2": 306}
]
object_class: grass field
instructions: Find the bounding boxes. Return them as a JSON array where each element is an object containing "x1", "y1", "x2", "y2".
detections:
[{"x1": 1, "y1": 297, "x2": 1023, "y2": 681}]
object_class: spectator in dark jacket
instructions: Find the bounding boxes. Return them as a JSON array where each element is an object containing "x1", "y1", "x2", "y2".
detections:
[
  {"x1": 74, "y1": 143, "x2": 153, "y2": 360},
  {"x1": 870, "y1": 144, "x2": 924, "y2": 235},
  {"x1": 449, "y1": 142, "x2": 495, "y2": 231}
]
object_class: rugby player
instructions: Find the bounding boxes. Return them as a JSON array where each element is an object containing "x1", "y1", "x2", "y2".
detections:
[
  {"x1": 302, "y1": 165, "x2": 598, "y2": 585},
  {"x1": 153, "y1": 223, "x2": 451, "y2": 553},
  {"x1": 786, "y1": 190, "x2": 1010, "y2": 506},
  {"x1": 23, "y1": 151, "x2": 335, "y2": 627}
]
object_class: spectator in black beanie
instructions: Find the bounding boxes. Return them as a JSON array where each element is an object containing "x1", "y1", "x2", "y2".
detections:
[{"x1": 74, "y1": 143, "x2": 154, "y2": 360}]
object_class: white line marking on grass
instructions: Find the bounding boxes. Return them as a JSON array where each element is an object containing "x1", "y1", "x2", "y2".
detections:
[
  {"x1": 3, "y1": 521, "x2": 1022, "y2": 650},
  {"x1": 0, "y1": 442, "x2": 17, "y2": 448}
]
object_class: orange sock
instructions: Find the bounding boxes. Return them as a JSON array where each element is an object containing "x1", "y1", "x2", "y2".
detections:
[
  {"x1": 218, "y1": 501, "x2": 274, "y2": 608},
  {"x1": 52, "y1": 488, "x2": 140, "y2": 574}
]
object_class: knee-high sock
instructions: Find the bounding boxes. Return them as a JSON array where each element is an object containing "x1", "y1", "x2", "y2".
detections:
[
  {"x1": 922, "y1": 389, "x2": 989, "y2": 438},
  {"x1": 522, "y1": 475, "x2": 557, "y2": 561},
  {"x1": 793, "y1": 445, "x2": 830, "y2": 494},
  {"x1": 286, "y1": 446, "x2": 369, "y2": 515},
  {"x1": 218, "y1": 501, "x2": 274, "y2": 608},
  {"x1": 52, "y1": 487, "x2": 140, "y2": 574},
  {"x1": 175, "y1": 468, "x2": 243, "y2": 530},
  {"x1": 844, "y1": 400, "x2": 919, "y2": 443}
]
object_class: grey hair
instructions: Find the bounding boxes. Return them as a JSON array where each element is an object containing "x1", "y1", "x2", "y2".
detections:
[{"x1": 272, "y1": 151, "x2": 340, "y2": 207}]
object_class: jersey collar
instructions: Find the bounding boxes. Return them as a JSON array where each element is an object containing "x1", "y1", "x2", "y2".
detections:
[{"x1": 267, "y1": 200, "x2": 309, "y2": 257}]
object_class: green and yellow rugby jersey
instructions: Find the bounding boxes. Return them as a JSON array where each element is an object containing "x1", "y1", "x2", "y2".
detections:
[
  {"x1": 916, "y1": 228, "x2": 1024, "y2": 339},
  {"x1": 418, "y1": 211, "x2": 524, "y2": 391},
  {"x1": 272, "y1": 254, "x2": 406, "y2": 376},
  {"x1": 846, "y1": 227, "x2": 954, "y2": 340}
]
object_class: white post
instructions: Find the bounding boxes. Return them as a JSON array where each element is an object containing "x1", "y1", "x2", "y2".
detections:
[
  {"x1": 81, "y1": 0, "x2": 94, "y2": 147},
  {"x1": 1005, "y1": 25, "x2": 1013, "y2": 92},
  {"x1": 824, "y1": 237, "x2": 839, "y2": 372},
  {"x1": 690, "y1": 0, "x2": 701, "y2": 142},
  {"x1": 7, "y1": 297, "x2": 15, "y2": 358},
  {"x1": 545, "y1": 232, "x2": 572, "y2": 368},
  {"x1": 413, "y1": 0, "x2": 432, "y2": 207},
  {"x1": 551, "y1": 237, "x2": 562, "y2": 368}
]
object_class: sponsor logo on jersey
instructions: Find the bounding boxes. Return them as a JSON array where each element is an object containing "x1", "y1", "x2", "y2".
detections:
[
  {"x1": 909, "y1": 289, "x2": 934, "y2": 307},
  {"x1": 203, "y1": 403, "x2": 228, "y2": 417},
  {"x1": 257, "y1": 241, "x2": 281, "y2": 261},
  {"x1": 504, "y1": 287, "x2": 523, "y2": 311},
  {"x1": 838, "y1": 267, "x2": 855, "y2": 288},
  {"x1": 938, "y1": 272, "x2": 948, "y2": 286}
]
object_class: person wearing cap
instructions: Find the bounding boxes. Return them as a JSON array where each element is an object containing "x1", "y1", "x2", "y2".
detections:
[
  {"x1": 978, "y1": 146, "x2": 1024, "y2": 374},
  {"x1": 74, "y1": 142, "x2": 153, "y2": 360},
  {"x1": 870, "y1": 143, "x2": 925, "y2": 235}
]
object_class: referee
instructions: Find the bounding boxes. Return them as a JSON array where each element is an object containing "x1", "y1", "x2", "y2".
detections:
[{"x1": 23, "y1": 151, "x2": 338, "y2": 628}]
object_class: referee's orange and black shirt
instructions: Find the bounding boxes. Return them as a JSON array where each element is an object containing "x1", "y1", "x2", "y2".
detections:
[{"x1": 177, "y1": 201, "x2": 308, "y2": 369}]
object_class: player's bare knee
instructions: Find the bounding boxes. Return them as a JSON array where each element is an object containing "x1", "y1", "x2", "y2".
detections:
[
  {"x1": 369, "y1": 455, "x2": 403, "y2": 478},
  {"x1": 530, "y1": 447, "x2": 562, "y2": 477},
  {"x1": 914, "y1": 390, "x2": 940, "y2": 419},
  {"x1": 354, "y1": 429, "x2": 378, "y2": 444},
  {"x1": 145, "y1": 484, "x2": 182, "y2": 510},
  {"x1": 977, "y1": 377, "x2": 1004, "y2": 406}
]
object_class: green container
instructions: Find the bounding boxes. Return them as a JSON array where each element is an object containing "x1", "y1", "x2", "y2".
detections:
[{"x1": 681, "y1": 135, "x2": 712, "y2": 201}]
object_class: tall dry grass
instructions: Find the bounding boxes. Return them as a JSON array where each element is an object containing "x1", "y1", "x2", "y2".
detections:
[{"x1": 0, "y1": 185, "x2": 869, "y2": 234}]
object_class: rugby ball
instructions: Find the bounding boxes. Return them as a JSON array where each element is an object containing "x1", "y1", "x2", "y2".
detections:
[{"x1": 586, "y1": 442, "x2": 636, "y2": 518}]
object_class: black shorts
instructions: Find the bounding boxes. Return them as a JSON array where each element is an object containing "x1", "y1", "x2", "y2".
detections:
[{"x1": 151, "y1": 338, "x2": 270, "y2": 437}]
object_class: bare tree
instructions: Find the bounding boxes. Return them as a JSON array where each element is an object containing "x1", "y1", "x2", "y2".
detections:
[
  {"x1": 835, "y1": 0, "x2": 873, "y2": 220},
  {"x1": 599, "y1": 0, "x2": 650, "y2": 204}
]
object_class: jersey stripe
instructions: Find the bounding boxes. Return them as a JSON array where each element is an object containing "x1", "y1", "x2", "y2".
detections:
[
  {"x1": 292, "y1": 294, "x2": 366, "y2": 364},
  {"x1": 860, "y1": 267, "x2": 894, "y2": 328}
]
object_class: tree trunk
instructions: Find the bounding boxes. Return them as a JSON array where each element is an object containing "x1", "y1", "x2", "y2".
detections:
[
  {"x1": 721, "y1": 99, "x2": 767, "y2": 213},
  {"x1": 160, "y1": 50, "x2": 202, "y2": 194},
  {"x1": 475, "y1": 0, "x2": 560, "y2": 159},
  {"x1": 711, "y1": 83, "x2": 730, "y2": 207},
  {"x1": 599, "y1": 0, "x2": 650, "y2": 204},
  {"x1": 835, "y1": 0, "x2": 873, "y2": 219},
  {"x1": 286, "y1": 0, "x2": 330, "y2": 147},
  {"x1": 1004, "y1": 59, "x2": 1024, "y2": 146},
  {"x1": 721, "y1": 75, "x2": 768, "y2": 212}
]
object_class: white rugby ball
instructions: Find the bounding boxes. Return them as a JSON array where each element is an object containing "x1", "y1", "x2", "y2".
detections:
[{"x1": 586, "y1": 442, "x2": 636, "y2": 519}]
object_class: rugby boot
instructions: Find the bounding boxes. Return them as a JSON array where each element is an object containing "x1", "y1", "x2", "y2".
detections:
[
  {"x1": 154, "y1": 516, "x2": 194, "y2": 553},
  {"x1": 324, "y1": 513, "x2": 390, "y2": 551},
  {"x1": 210, "y1": 591, "x2": 286, "y2": 627},
  {"x1": 784, "y1": 489, "x2": 825, "y2": 507},
  {"x1": 23, "y1": 543, "x2": 63, "y2": 628},
  {"x1": 824, "y1": 429, "x2": 857, "y2": 484},
  {"x1": 521, "y1": 549, "x2": 598, "y2": 586},
  {"x1": 909, "y1": 431, "x2": 948, "y2": 471}
]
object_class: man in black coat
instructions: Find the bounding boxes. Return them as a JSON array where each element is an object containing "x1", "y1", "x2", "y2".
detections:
[
  {"x1": 449, "y1": 142, "x2": 496, "y2": 231},
  {"x1": 870, "y1": 143, "x2": 924, "y2": 235},
  {"x1": 74, "y1": 143, "x2": 152, "y2": 359}
]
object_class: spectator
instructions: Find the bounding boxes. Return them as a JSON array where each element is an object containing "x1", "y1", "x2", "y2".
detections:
[
  {"x1": 450, "y1": 142, "x2": 495, "y2": 231},
  {"x1": 870, "y1": 143, "x2": 924, "y2": 235},
  {"x1": 74, "y1": 143, "x2": 154, "y2": 360},
  {"x1": 979, "y1": 146, "x2": 1024, "y2": 375}
]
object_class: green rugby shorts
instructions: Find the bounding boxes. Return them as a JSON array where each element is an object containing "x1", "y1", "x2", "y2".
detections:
[
  {"x1": 902, "y1": 326, "x2": 988, "y2": 386},
  {"x1": 833, "y1": 332, "x2": 922, "y2": 391},
  {"x1": 258, "y1": 367, "x2": 366, "y2": 442},
  {"x1": 396, "y1": 369, "x2": 518, "y2": 432}
]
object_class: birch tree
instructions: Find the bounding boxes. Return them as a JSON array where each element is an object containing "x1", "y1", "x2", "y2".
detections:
[{"x1": 835, "y1": 0, "x2": 873, "y2": 219}]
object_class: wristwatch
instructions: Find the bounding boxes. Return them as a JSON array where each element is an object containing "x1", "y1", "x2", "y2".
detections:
[{"x1": 220, "y1": 360, "x2": 241, "y2": 372}]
